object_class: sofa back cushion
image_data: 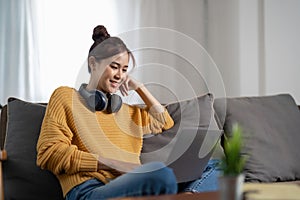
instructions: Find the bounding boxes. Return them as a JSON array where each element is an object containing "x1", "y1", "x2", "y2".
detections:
[
  {"x1": 3, "y1": 98, "x2": 64, "y2": 200},
  {"x1": 214, "y1": 94, "x2": 300, "y2": 182}
]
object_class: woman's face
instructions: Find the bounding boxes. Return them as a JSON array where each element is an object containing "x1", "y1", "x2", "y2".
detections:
[{"x1": 95, "y1": 52, "x2": 129, "y2": 93}]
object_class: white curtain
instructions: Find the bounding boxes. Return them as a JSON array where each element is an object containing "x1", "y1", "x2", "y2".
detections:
[{"x1": 0, "y1": 0, "x2": 41, "y2": 105}]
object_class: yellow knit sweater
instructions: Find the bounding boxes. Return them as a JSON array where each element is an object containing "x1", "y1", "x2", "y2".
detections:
[{"x1": 36, "y1": 86, "x2": 174, "y2": 197}]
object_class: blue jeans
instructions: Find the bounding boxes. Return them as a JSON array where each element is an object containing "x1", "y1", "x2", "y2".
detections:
[
  {"x1": 66, "y1": 162, "x2": 177, "y2": 200},
  {"x1": 178, "y1": 159, "x2": 221, "y2": 193}
]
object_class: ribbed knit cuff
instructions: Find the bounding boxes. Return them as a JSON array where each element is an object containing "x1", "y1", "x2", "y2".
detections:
[
  {"x1": 148, "y1": 104, "x2": 165, "y2": 114},
  {"x1": 162, "y1": 109, "x2": 175, "y2": 130},
  {"x1": 78, "y1": 151, "x2": 98, "y2": 172},
  {"x1": 148, "y1": 109, "x2": 174, "y2": 133}
]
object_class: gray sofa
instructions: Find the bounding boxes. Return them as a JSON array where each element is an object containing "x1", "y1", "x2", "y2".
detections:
[
  {"x1": 1, "y1": 93, "x2": 300, "y2": 199},
  {"x1": 214, "y1": 94, "x2": 300, "y2": 184}
]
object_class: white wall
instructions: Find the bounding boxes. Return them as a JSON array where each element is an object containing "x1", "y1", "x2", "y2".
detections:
[
  {"x1": 239, "y1": 0, "x2": 260, "y2": 96},
  {"x1": 206, "y1": 0, "x2": 300, "y2": 103},
  {"x1": 264, "y1": 0, "x2": 300, "y2": 103},
  {"x1": 206, "y1": 0, "x2": 241, "y2": 97}
]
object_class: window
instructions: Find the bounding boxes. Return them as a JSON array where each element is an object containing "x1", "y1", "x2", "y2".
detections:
[{"x1": 37, "y1": 0, "x2": 118, "y2": 101}]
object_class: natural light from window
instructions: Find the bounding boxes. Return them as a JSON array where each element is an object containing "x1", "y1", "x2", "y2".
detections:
[{"x1": 36, "y1": 0, "x2": 118, "y2": 102}]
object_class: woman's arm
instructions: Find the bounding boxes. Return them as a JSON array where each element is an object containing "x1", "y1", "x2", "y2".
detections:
[
  {"x1": 36, "y1": 116, "x2": 99, "y2": 175},
  {"x1": 36, "y1": 87, "x2": 99, "y2": 175},
  {"x1": 97, "y1": 156, "x2": 140, "y2": 174},
  {"x1": 119, "y1": 76, "x2": 174, "y2": 134},
  {"x1": 37, "y1": 119, "x2": 138, "y2": 175}
]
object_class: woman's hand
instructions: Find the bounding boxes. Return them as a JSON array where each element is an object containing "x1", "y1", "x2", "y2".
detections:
[
  {"x1": 119, "y1": 75, "x2": 143, "y2": 96},
  {"x1": 98, "y1": 156, "x2": 140, "y2": 174},
  {"x1": 119, "y1": 75, "x2": 164, "y2": 113}
]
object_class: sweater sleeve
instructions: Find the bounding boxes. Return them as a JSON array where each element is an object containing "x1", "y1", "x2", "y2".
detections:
[
  {"x1": 36, "y1": 87, "x2": 98, "y2": 175},
  {"x1": 137, "y1": 106, "x2": 174, "y2": 134}
]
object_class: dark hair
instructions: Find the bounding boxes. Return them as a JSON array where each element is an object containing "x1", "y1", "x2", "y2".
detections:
[{"x1": 88, "y1": 25, "x2": 135, "y2": 73}]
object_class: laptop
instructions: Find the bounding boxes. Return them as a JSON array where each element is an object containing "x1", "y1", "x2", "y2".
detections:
[
  {"x1": 143, "y1": 127, "x2": 223, "y2": 183},
  {"x1": 164, "y1": 127, "x2": 223, "y2": 183}
]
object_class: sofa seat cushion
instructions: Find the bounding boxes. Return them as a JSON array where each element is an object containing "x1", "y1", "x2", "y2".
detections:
[{"x1": 214, "y1": 94, "x2": 300, "y2": 182}]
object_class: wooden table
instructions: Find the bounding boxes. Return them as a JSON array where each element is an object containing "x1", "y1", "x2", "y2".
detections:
[
  {"x1": 110, "y1": 191, "x2": 219, "y2": 200},
  {"x1": 243, "y1": 183, "x2": 300, "y2": 200},
  {"x1": 110, "y1": 182, "x2": 300, "y2": 200}
]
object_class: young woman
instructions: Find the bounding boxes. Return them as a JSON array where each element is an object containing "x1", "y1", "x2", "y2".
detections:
[
  {"x1": 36, "y1": 25, "x2": 178, "y2": 200},
  {"x1": 36, "y1": 25, "x2": 220, "y2": 200}
]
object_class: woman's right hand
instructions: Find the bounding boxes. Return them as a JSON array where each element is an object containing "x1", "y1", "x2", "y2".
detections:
[
  {"x1": 98, "y1": 156, "x2": 140, "y2": 174},
  {"x1": 119, "y1": 75, "x2": 143, "y2": 96}
]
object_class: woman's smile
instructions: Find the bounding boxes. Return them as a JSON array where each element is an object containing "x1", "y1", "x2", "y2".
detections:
[{"x1": 110, "y1": 80, "x2": 120, "y2": 88}]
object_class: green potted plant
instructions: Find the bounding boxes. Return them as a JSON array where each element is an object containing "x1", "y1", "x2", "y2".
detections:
[{"x1": 219, "y1": 123, "x2": 247, "y2": 200}]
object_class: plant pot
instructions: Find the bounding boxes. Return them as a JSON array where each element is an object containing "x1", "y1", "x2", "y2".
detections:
[{"x1": 218, "y1": 174, "x2": 245, "y2": 200}]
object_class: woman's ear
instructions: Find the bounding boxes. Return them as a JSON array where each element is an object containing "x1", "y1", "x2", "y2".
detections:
[{"x1": 88, "y1": 56, "x2": 97, "y2": 71}]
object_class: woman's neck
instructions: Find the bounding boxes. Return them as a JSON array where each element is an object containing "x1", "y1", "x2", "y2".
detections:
[{"x1": 86, "y1": 78, "x2": 98, "y2": 91}]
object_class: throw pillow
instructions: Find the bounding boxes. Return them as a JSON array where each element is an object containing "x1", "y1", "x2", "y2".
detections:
[
  {"x1": 141, "y1": 93, "x2": 223, "y2": 164},
  {"x1": 3, "y1": 98, "x2": 63, "y2": 200},
  {"x1": 214, "y1": 94, "x2": 300, "y2": 182}
]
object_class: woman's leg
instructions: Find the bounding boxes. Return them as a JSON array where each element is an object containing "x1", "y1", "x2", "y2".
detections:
[
  {"x1": 66, "y1": 162, "x2": 177, "y2": 200},
  {"x1": 178, "y1": 159, "x2": 221, "y2": 193}
]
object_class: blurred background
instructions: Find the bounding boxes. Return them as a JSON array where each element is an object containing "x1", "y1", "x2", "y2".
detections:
[{"x1": 1, "y1": 0, "x2": 299, "y2": 104}]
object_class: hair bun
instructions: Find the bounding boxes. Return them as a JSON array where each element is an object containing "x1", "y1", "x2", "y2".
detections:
[{"x1": 92, "y1": 25, "x2": 110, "y2": 42}]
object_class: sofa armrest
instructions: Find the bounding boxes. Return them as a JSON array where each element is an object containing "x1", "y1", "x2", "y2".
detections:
[
  {"x1": 0, "y1": 150, "x2": 7, "y2": 161},
  {"x1": 0, "y1": 105, "x2": 7, "y2": 150},
  {"x1": 0, "y1": 104, "x2": 6, "y2": 200},
  {"x1": 0, "y1": 150, "x2": 7, "y2": 200}
]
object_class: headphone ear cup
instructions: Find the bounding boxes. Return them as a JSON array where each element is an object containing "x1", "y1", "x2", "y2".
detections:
[
  {"x1": 106, "y1": 94, "x2": 122, "y2": 113},
  {"x1": 92, "y1": 90, "x2": 107, "y2": 111}
]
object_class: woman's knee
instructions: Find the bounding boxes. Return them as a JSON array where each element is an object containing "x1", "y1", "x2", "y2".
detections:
[{"x1": 138, "y1": 162, "x2": 178, "y2": 193}]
